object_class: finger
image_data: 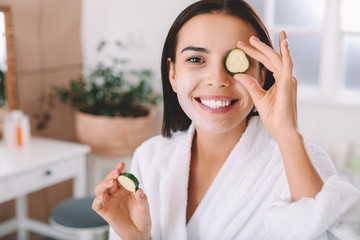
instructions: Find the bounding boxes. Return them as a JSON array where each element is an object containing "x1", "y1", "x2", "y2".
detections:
[
  {"x1": 94, "y1": 178, "x2": 117, "y2": 196},
  {"x1": 128, "y1": 188, "x2": 151, "y2": 230},
  {"x1": 279, "y1": 33, "x2": 293, "y2": 79},
  {"x1": 100, "y1": 162, "x2": 126, "y2": 195},
  {"x1": 104, "y1": 162, "x2": 125, "y2": 181},
  {"x1": 292, "y1": 76, "x2": 298, "y2": 126},
  {"x1": 105, "y1": 178, "x2": 118, "y2": 195},
  {"x1": 278, "y1": 31, "x2": 287, "y2": 54},
  {"x1": 108, "y1": 162, "x2": 127, "y2": 194},
  {"x1": 135, "y1": 188, "x2": 150, "y2": 216},
  {"x1": 293, "y1": 76, "x2": 298, "y2": 98},
  {"x1": 233, "y1": 74, "x2": 266, "y2": 105},
  {"x1": 249, "y1": 36, "x2": 283, "y2": 70},
  {"x1": 237, "y1": 41, "x2": 276, "y2": 73},
  {"x1": 92, "y1": 195, "x2": 104, "y2": 213},
  {"x1": 115, "y1": 162, "x2": 126, "y2": 172}
]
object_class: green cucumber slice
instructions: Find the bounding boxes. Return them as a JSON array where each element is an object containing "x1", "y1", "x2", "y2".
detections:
[
  {"x1": 118, "y1": 173, "x2": 139, "y2": 193},
  {"x1": 225, "y1": 48, "x2": 249, "y2": 74}
]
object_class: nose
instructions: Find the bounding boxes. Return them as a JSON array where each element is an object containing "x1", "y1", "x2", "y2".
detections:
[{"x1": 205, "y1": 63, "x2": 232, "y2": 88}]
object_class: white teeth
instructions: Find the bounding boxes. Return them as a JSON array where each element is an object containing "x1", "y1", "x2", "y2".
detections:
[{"x1": 200, "y1": 99, "x2": 231, "y2": 109}]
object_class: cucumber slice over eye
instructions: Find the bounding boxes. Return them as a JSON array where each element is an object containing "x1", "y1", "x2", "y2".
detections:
[
  {"x1": 225, "y1": 48, "x2": 250, "y2": 74},
  {"x1": 117, "y1": 173, "x2": 139, "y2": 193}
]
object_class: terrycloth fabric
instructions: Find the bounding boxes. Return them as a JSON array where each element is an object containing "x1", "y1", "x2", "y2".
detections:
[{"x1": 109, "y1": 116, "x2": 360, "y2": 240}]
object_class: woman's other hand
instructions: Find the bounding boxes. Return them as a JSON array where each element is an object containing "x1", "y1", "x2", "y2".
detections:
[{"x1": 92, "y1": 162, "x2": 151, "y2": 240}]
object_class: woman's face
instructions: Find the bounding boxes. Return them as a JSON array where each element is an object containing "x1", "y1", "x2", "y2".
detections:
[{"x1": 169, "y1": 13, "x2": 264, "y2": 134}]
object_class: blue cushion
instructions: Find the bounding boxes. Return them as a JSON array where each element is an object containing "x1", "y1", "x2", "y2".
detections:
[{"x1": 51, "y1": 197, "x2": 108, "y2": 228}]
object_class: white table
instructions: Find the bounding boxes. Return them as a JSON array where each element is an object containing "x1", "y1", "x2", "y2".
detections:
[{"x1": 0, "y1": 137, "x2": 90, "y2": 240}]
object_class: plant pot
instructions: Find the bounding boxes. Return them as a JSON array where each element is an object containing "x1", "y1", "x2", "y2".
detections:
[
  {"x1": 0, "y1": 107, "x2": 9, "y2": 139},
  {"x1": 75, "y1": 107, "x2": 158, "y2": 157}
]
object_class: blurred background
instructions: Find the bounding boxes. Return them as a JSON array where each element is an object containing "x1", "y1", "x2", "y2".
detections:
[{"x1": 0, "y1": 0, "x2": 359, "y2": 239}]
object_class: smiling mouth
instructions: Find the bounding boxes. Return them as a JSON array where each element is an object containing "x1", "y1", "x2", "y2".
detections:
[{"x1": 195, "y1": 97, "x2": 238, "y2": 109}]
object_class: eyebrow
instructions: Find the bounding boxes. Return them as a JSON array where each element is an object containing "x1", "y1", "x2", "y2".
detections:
[{"x1": 181, "y1": 46, "x2": 209, "y2": 54}]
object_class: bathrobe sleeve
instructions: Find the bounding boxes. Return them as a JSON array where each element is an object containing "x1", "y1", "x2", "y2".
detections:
[
  {"x1": 109, "y1": 225, "x2": 121, "y2": 240},
  {"x1": 264, "y1": 142, "x2": 360, "y2": 240}
]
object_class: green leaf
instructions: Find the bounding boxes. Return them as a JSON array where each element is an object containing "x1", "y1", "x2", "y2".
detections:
[
  {"x1": 50, "y1": 40, "x2": 161, "y2": 117},
  {"x1": 97, "y1": 41, "x2": 106, "y2": 52}
]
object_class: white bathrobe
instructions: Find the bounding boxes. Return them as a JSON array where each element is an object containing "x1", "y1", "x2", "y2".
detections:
[{"x1": 109, "y1": 116, "x2": 360, "y2": 240}]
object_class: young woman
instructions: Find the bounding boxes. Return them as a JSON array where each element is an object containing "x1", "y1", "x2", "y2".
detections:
[{"x1": 93, "y1": 1, "x2": 360, "y2": 239}]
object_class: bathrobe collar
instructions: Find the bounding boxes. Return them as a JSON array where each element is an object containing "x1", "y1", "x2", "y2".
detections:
[{"x1": 159, "y1": 116, "x2": 270, "y2": 239}]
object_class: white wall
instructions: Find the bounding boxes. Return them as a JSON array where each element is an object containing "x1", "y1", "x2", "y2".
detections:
[
  {"x1": 298, "y1": 99, "x2": 360, "y2": 170},
  {"x1": 81, "y1": 0, "x2": 197, "y2": 137},
  {"x1": 81, "y1": 0, "x2": 360, "y2": 171},
  {"x1": 81, "y1": 0, "x2": 196, "y2": 75}
]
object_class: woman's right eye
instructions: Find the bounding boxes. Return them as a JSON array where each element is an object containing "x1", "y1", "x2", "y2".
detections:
[{"x1": 185, "y1": 56, "x2": 205, "y2": 64}]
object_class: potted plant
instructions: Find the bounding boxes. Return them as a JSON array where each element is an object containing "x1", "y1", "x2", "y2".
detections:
[
  {"x1": 0, "y1": 69, "x2": 5, "y2": 107},
  {"x1": 50, "y1": 41, "x2": 161, "y2": 156}
]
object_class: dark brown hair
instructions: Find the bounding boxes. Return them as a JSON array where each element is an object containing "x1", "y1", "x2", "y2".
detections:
[{"x1": 161, "y1": 0, "x2": 275, "y2": 137}]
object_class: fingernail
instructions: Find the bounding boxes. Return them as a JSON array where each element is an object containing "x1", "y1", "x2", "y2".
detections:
[
  {"x1": 284, "y1": 39, "x2": 289, "y2": 48},
  {"x1": 113, "y1": 169, "x2": 119, "y2": 175},
  {"x1": 140, "y1": 190, "x2": 145, "y2": 199},
  {"x1": 96, "y1": 195, "x2": 103, "y2": 201},
  {"x1": 282, "y1": 30, "x2": 287, "y2": 39},
  {"x1": 251, "y1": 36, "x2": 260, "y2": 41},
  {"x1": 238, "y1": 40, "x2": 247, "y2": 46},
  {"x1": 106, "y1": 179, "x2": 114, "y2": 185}
]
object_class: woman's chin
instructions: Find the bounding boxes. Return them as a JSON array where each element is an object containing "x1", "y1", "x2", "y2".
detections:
[{"x1": 194, "y1": 118, "x2": 244, "y2": 135}]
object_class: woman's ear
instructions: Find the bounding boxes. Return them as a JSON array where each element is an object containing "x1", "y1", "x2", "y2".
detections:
[{"x1": 168, "y1": 58, "x2": 177, "y2": 93}]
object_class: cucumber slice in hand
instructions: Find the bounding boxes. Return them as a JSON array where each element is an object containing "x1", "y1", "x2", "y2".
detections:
[
  {"x1": 225, "y1": 48, "x2": 249, "y2": 74},
  {"x1": 118, "y1": 173, "x2": 139, "y2": 193}
]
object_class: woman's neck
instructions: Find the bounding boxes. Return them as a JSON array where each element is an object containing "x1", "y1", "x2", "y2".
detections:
[{"x1": 192, "y1": 120, "x2": 248, "y2": 165}]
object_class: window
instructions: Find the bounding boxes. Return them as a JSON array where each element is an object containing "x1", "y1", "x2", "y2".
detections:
[
  {"x1": 341, "y1": 0, "x2": 360, "y2": 90},
  {"x1": 0, "y1": 12, "x2": 6, "y2": 72},
  {"x1": 344, "y1": 36, "x2": 360, "y2": 90},
  {"x1": 246, "y1": 0, "x2": 360, "y2": 103},
  {"x1": 271, "y1": 0, "x2": 325, "y2": 87}
]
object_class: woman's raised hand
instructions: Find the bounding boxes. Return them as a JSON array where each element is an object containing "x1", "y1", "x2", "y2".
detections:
[
  {"x1": 92, "y1": 162, "x2": 151, "y2": 240},
  {"x1": 234, "y1": 31, "x2": 298, "y2": 140}
]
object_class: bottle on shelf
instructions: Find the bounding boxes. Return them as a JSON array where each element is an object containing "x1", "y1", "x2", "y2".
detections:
[{"x1": 3, "y1": 110, "x2": 30, "y2": 148}]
